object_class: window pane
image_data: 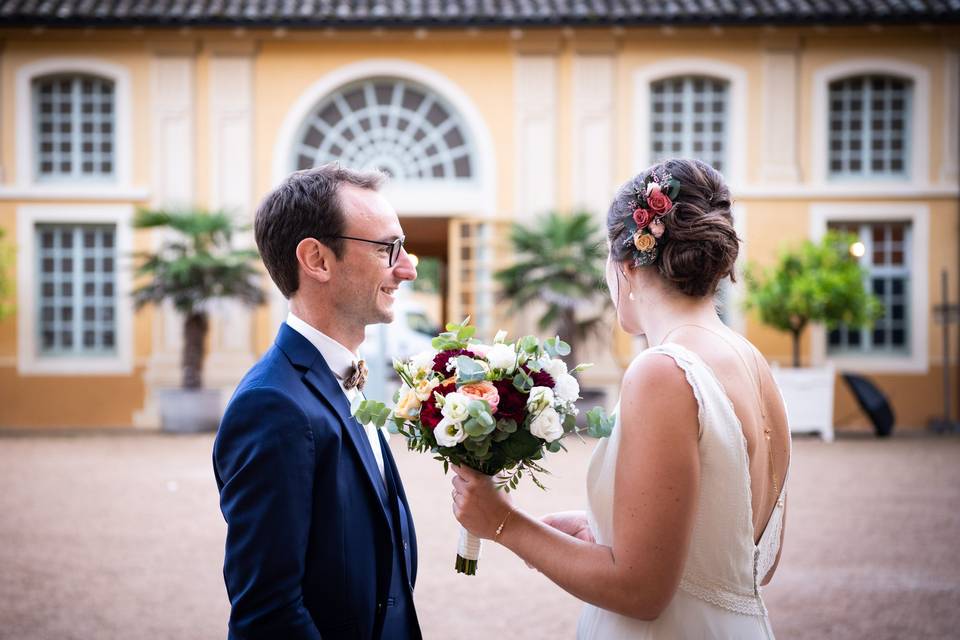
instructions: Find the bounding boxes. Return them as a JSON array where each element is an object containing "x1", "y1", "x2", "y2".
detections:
[
  {"x1": 827, "y1": 74, "x2": 912, "y2": 179},
  {"x1": 35, "y1": 223, "x2": 118, "y2": 356},
  {"x1": 33, "y1": 74, "x2": 116, "y2": 181},
  {"x1": 650, "y1": 75, "x2": 729, "y2": 172}
]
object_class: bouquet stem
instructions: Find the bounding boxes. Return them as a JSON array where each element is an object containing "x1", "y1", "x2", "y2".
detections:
[{"x1": 455, "y1": 525, "x2": 482, "y2": 575}]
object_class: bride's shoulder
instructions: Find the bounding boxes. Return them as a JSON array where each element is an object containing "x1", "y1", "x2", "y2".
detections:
[{"x1": 619, "y1": 349, "x2": 700, "y2": 441}]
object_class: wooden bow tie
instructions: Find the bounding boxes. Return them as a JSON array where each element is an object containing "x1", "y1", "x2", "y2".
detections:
[{"x1": 343, "y1": 359, "x2": 368, "y2": 391}]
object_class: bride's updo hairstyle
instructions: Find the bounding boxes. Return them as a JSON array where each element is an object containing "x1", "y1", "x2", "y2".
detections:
[{"x1": 607, "y1": 158, "x2": 739, "y2": 298}]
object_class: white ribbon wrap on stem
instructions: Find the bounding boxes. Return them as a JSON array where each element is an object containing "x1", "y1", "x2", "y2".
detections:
[{"x1": 458, "y1": 525, "x2": 482, "y2": 562}]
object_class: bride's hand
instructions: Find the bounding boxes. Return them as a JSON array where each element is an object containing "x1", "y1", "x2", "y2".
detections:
[
  {"x1": 450, "y1": 465, "x2": 514, "y2": 540},
  {"x1": 542, "y1": 510, "x2": 595, "y2": 543}
]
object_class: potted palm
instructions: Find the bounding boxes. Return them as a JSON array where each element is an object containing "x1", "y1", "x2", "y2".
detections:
[
  {"x1": 745, "y1": 231, "x2": 882, "y2": 440},
  {"x1": 495, "y1": 211, "x2": 611, "y2": 418},
  {"x1": 133, "y1": 208, "x2": 265, "y2": 432}
]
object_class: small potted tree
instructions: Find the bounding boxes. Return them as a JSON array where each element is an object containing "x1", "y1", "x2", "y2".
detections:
[
  {"x1": 133, "y1": 209, "x2": 265, "y2": 433},
  {"x1": 745, "y1": 231, "x2": 881, "y2": 440}
]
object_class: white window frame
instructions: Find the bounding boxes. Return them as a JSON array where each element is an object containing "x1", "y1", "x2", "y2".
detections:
[
  {"x1": 17, "y1": 204, "x2": 134, "y2": 375},
  {"x1": 809, "y1": 203, "x2": 929, "y2": 374},
  {"x1": 812, "y1": 59, "x2": 930, "y2": 192},
  {"x1": 13, "y1": 58, "x2": 135, "y2": 199},
  {"x1": 272, "y1": 59, "x2": 496, "y2": 217},
  {"x1": 633, "y1": 59, "x2": 748, "y2": 188}
]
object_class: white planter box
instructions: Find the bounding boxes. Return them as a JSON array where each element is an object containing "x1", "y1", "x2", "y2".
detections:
[{"x1": 771, "y1": 363, "x2": 836, "y2": 442}]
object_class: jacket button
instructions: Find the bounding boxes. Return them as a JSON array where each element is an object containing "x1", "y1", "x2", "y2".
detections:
[{"x1": 377, "y1": 602, "x2": 384, "y2": 612}]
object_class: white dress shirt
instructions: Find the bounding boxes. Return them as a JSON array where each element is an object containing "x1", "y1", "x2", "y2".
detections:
[{"x1": 286, "y1": 312, "x2": 385, "y2": 483}]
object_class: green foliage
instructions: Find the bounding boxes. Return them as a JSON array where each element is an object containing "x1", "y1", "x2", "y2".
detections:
[
  {"x1": 411, "y1": 256, "x2": 441, "y2": 293},
  {"x1": 586, "y1": 406, "x2": 616, "y2": 439},
  {"x1": 745, "y1": 231, "x2": 883, "y2": 366},
  {"x1": 0, "y1": 228, "x2": 14, "y2": 320},
  {"x1": 131, "y1": 208, "x2": 265, "y2": 315},
  {"x1": 351, "y1": 397, "x2": 392, "y2": 428},
  {"x1": 495, "y1": 211, "x2": 611, "y2": 361}
]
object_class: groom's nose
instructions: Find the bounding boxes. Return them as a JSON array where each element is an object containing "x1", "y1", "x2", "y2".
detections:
[{"x1": 393, "y1": 248, "x2": 417, "y2": 282}]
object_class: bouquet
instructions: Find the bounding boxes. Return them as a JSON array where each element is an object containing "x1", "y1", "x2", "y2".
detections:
[{"x1": 352, "y1": 319, "x2": 614, "y2": 575}]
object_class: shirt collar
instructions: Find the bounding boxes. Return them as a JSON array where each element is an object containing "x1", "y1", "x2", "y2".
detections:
[{"x1": 286, "y1": 312, "x2": 359, "y2": 381}]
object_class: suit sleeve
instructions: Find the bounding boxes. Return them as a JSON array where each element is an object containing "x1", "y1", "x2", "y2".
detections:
[{"x1": 214, "y1": 386, "x2": 323, "y2": 640}]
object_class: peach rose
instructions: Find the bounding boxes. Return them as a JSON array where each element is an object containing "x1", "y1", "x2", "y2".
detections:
[
  {"x1": 394, "y1": 386, "x2": 422, "y2": 420},
  {"x1": 413, "y1": 377, "x2": 440, "y2": 402},
  {"x1": 633, "y1": 231, "x2": 657, "y2": 252},
  {"x1": 458, "y1": 381, "x2": 500, "y2": 414}
]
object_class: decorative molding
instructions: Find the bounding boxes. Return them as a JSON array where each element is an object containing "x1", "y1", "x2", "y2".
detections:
[
  {"x1": 632, "y1": 58, "x2": 748, "y2": 187},
  {"x1": 760, "y1": 48, "x2": 801, "y2": 183},
  {"x1": 811, "y1": 58, "x2": 931, "y2": 189},
  {"x1": 271, "y1": 58, "x2": 497, "y2": 215},
  {"x1": 514, "y1": 54, "x2": 558, "y2": 218},
  {"x1": 941, "y1": 49, "x2": 959, "y2": 183},
  {"x1": 0, "y1": 186, "x2": 149, "y2": 200},
  {"x1": 14, "y1": 57, "x2": 133, "y2": 190},
  {"x1": 736, "y1": 183, "x2": 957, "y2": 199},
  {"x1": 16, "y1": 204, "x2": 134, "y2": 376},
  {"x1": 571, "y1": 54, "x2": 615, "y2": 216},
  {"x1": 809, "y1": 202, "x2": 930, "y2": 374}
]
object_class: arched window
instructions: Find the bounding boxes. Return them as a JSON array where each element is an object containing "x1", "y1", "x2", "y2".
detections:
[
  {"x1": 294, "y1": 78, "x2": 475, "y2": 180},
  {"x1": 828, "y1": 74, "x2": 912, "y2": 179},
  {"x1": 33, "y1": 73, "x2": 115, "y2": 181},
  {"x1": 650, "y1": 76, "x2": 729, "y2": 173}
]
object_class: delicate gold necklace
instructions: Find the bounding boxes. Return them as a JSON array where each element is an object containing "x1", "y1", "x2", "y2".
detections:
[{"x1": 659, "y1": 323, "x2": 779, "y2": 498}]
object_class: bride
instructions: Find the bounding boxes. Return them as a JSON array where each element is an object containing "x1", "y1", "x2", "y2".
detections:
[{"x1": 451, "y1": 158, "x2": 791, "y2": 639}]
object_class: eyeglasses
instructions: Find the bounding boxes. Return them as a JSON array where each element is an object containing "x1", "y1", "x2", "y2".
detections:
[{"x1": 326, "y1": 235, "x2": 406, "y2": 267}]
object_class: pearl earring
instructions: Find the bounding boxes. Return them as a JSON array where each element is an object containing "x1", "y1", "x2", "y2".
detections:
[{"x1": 628, "y1": 292, "x2": 635, "y2": 301}]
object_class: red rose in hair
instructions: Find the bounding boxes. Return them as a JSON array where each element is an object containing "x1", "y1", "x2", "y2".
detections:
[
  {"x1": 432, "y1": 349, "x2": 479, "y2": 374},
  {"x1": 646, "y1": 185, "x2": 673, "y2": 215},
  {"x1": 632, "y1": 207, "x2": 654, "y2": 229},
  {"x1": 420, "y1": 382, "x2": 456, "y2": 430},
  {"x1": 492, "y1": 380, "x2": 528, "y2": 424}
]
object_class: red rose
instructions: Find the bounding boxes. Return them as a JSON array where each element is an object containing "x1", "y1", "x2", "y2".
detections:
[
  {"x1": 646, "y1": 190, "x2": 673, "y2": 215},
  {"x1": 419, "y1": 382, "x2": 456, "y2": 430},
  {"x1": 492, "y1": 380, "x2": 528, "y2": 424},
  {"x1": 632, "y1": 207, "x2": 654, "y2": 229},
  {"x1": 432, "y1": 349, "x2": 479, "y2": 374},
  {"x1": 521, "y1": 365, "x2": 555, "y2": 389}
]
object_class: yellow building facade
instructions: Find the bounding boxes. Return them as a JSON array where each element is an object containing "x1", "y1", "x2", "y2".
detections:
[{"x1": 0, "y1": 12, "x2": 958, "y2": 431}]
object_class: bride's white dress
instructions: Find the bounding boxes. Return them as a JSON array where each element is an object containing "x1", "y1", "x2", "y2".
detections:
[{"x1": 577, "y1": 343, "x2": 789, "y2": 639}]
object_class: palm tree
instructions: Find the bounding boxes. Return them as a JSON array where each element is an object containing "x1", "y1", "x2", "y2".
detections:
[
  {"x1": 133, "y1": 208, "x2": 265, "y2": 390},
  {"x1": 495, "y1": 211, "x2": 611, "y2": 368}
]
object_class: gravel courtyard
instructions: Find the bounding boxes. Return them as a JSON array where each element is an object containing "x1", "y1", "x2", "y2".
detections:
[{"x1": 1, "y1": 431, "x2": 958, "y2": 640}]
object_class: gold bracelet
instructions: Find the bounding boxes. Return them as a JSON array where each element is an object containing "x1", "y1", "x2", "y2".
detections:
[{"x1": 494, "y1": 508, "x2": 516, "y2": 541}]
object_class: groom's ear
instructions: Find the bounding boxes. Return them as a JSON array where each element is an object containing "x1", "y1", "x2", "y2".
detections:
[{"x1": 295, "y1": 238, "x2": 334, "y2": 284}]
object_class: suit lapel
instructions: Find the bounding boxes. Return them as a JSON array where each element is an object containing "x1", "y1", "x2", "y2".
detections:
[{"x1": 276, "y1": 325, "x2": 391, "y2": 514}]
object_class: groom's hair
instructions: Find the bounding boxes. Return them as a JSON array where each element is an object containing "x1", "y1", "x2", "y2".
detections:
[{"x1": 254, "y1": 163, "x2": 386, "y2": 298}]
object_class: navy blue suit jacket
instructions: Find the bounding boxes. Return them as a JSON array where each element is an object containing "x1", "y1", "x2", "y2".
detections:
[{"x1": 213, "y1": 324, "x2": 419, "y2": 639}]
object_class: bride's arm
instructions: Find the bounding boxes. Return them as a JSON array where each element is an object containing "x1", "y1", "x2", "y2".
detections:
[{"x1": 452, "y1": 353, "x2": 700, "y2": 621}]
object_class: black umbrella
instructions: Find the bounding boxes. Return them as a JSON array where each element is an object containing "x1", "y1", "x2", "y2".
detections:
[{"x1": 841, "y1": 373, "x2": 896, "y2": 437}]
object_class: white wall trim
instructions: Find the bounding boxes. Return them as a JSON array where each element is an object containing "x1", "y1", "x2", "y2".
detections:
[
  {"x1": 632, "y1": 58, "x2": 748, "y2": 188},
  {"x1": 16, "y1": 203, "x2": 134, "y2": 376},
  {"x1": 737, "y1": 183, "x2": 957, "y2": 199},
  {"x1": 571, "y1": 54, "x2": 615, "y2": 215},
  {"x1": 941, "y1": 49, "x2": 959, "y2": 184},
  {"x1": 809, "y1": 202, "x2": 930, "y2": 374},
  {"x1": 513, "y1": 54, "x2": 558, "y2": 218},
  {"x1": 811, "y1": 58, "x2": 931, "y2": 189},
  {"x1": 14, "y1": 57, "x2": 134, "y2": 191},
  {"x1": 271, "y1": 58, "x2": 497, "y2": 216}
]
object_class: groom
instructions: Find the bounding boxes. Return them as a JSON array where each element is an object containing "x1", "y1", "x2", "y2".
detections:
[{"x1": 213, "y1": 164, "x2": 421, "y2": 639}]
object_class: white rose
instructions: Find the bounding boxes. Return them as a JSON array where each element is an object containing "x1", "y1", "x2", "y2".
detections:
[
  {"x1": 526, "y1": 386, "x2": 554, "y2": 413},
  {"x1": 440, "y1": 392, "x2": 471, "y2": 423},
  {"x1": 542, "y1": 358, "x2": 568, "y2": 380},
  {"x1": 469, "y1": 343, "x2": 491, "y2": 358},
  {"x1": 529, "y1": 406, "x2": 564, "y2": 442},
  {"x1": 434, "y1": 417, "x2": 468, "y2": 447},
  {"x1": 409, "y1": 349, "x2": 436, "y2": 376},
  {"x1": 553, "y1": 373, "x2": 580, "y2": 403},
  {"x1": 486, "y1": 343, "x2": 517, "y2": 373}
]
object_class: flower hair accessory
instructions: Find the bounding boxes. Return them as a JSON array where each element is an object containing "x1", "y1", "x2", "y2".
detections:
[{"x1": 622, "y1": 171, "x2": 680, "y2": 266}]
